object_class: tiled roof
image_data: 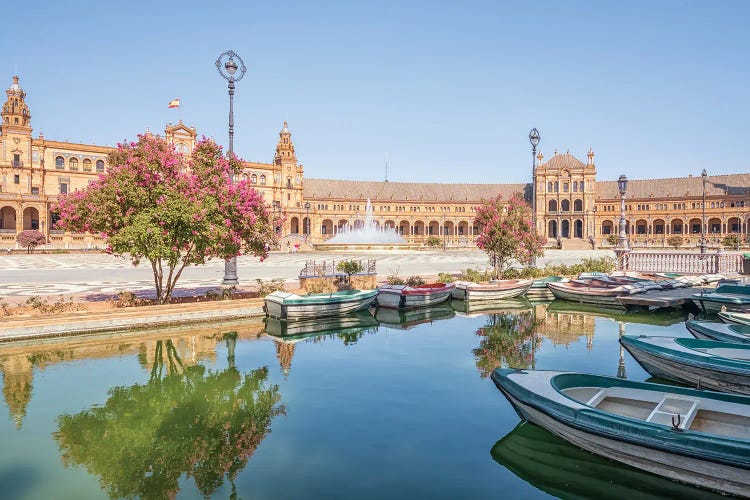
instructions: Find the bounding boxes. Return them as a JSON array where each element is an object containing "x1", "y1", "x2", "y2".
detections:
[
  {"x1": 304, "y1": 178, "x2": 530, "y2": 202},
  {"x1": 597, "y1": 173, "x2": 750, "y2": 200},
  {"x1": 539, "y1": 153, "x2": 586, "y2": 170}
]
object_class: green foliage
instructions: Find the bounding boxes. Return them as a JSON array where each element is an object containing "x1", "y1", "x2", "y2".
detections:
[
  {"x1": 667, "y1": 235, "x2": 683, "y2": 249},
  {"x1": 426, "y1": 236, "x2": 442, "y2": 248},
  {"x1": 386, "y1": 275, "x2": 405, "y2": 285},
  {"x1": 437, "y1": 272, "x2": 456, "y2": 283},
  {"x1": 54, "y1": 340, "x2": 284, "y2": 499},
  {"x1": 114, "y1": 291, "x2": 144, "y2": 308},
  {"x1": 543, "y1": 256, "x2": 616, "y2": 277},
  {"x1": 473, "y1": 311, "x2": 538, "y2": 377},
  {"x1": 501, "y1": 267, "x2": 547, "y2": 279},
  {"x1": 336, "y1": 259, "x2": 364, "y2": 279},
  {"x1": 606, "y1": 234, "x2": 618, "y2": 246},
  {"x1": 405, "y1": 275, "x2": 425, "y2": 286},
  {"x1": 24, "y1": 295, "x2": 82, "y2": 314},
  {"x1": 723, "y1": 235, "x2": 741, "y2": 249},
  {"x1": 255, "y1": 279, "x2": 286, "y2": 297}
]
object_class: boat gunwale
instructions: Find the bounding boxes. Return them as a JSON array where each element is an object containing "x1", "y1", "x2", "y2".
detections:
[{"x1": 491, "y1": 369, "x2": 750, "y2": 469}]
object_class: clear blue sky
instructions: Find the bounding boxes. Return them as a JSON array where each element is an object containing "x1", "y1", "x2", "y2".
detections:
[{"x1": 2, "y1": 1, "x2": 748, "y2": 184}]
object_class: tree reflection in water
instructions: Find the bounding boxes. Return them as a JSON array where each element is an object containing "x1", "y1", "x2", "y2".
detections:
[
  {"x1": 53, "y1": 336, "x2": 284, "y2": 499},
  {"x1": 473, "y1": 311, "x2": 538, "y2": 378}
]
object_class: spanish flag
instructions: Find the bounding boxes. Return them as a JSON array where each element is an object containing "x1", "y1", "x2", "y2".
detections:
[{"x1": 168, "y1": 98, "x2": 180, "y2": 109}]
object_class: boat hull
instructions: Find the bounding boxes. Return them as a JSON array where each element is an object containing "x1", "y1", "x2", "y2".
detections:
[
  {"x1": 547, "y1": 283, "x2": 625, "y2": 307},
  {"x1": 719, "y1": 311, "x2": 750, "y2": 326},
  {"x1": 264, "y1": 290, "x2": 377, "y2": 320},
  {"x1": 450, "y1": 280, "x2": 532, "y2": 301},
  {"x1": 621, "y1": 336, "x2": 750, "y2": 395},
  {"x1": 376, "y1": 284, "x2": 454, "y2": 309},
  {"x1": 686, "y1": 320, "x2": 750, "y2": 344},
  {"x1": 501, "y1": 391, "x2": 750, "y2": 497}
]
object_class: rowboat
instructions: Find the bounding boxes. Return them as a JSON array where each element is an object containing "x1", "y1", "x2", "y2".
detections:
[
  {"x1": 375, "y1": 302, "x2": 454, "y2": 329},
  {"x1": 546, "y1": 280, "x2": 633, "y2": 307},
  {"x1": 655, "y1": 273, "x2": 704, "y2": 287},
  {"x1": 686, "y1": 320, "x2": 750, "y2": 344},
  {"x1": 264, "y1": 289, "x2": 378, "y2": 320},
  {"x1": 693, "y1": 285, "x2": 750, "y2": 315},
  {"x1": 376, "y1": 283, "x2": 454, "y2": 309},
  {"x1": 578, "y1": 278, "x2": 644, "y2": 294},
  {"x1": 525, "y1": 276, "x2": 567, "y2": 301},
  {"x1": 620, "y1": 335, "x2": 750, "y2": 394},
  {"x1": 263, "y1": 310, "x2": 379, "y2": 339},
  {"x1": 491, "y1": 368, "x2": 750, "y2": 496},
  {"x1": 450, "y1": 279, "x2": 532, "y2": 301},
  {"x1": 491, "y1": 422, "x2": 724, "y2": 499},
  {"x1": 719, "y1": 311, "x2": 750, "y2": 326}
]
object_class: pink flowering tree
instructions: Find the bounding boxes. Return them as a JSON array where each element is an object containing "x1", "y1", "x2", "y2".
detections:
[
  {"x1": 57, "y1": 134, "x2": 280, "y2": 304},
  {"x1": 474, "y1": 193, "x2": 545, "y2": 279},
  {"x1": 16, "y1": 230, "x2": 46, "y2": 253}
]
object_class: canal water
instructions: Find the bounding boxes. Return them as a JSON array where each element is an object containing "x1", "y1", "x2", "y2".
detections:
[{"x1": 0, "y1": 301, "x2": 726, "y2": 499}]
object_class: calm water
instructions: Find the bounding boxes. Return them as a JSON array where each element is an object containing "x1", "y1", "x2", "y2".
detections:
[{"x1": 0, "y1": 300, "x2": 722, "y2": 499}]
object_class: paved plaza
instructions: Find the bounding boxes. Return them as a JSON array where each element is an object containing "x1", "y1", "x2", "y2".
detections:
[{"x1": 0, "y1": 249, "x2": 615, "y2": 298}]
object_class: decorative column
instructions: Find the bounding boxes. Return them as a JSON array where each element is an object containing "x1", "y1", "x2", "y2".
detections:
[{"x1": 615, "y1": 175, "x2": 630, "y2": 270}]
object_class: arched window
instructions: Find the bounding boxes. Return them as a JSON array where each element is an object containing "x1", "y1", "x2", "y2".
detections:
[
  {"x1": 547, "y1": 182, "x2": 552, "y2": 192},
  {"x1": 287, "y1": 177, "x2": 292, "y2": 188},
  {"x1": 242, "y1": 173, "x2": 249, "y2": 182},
  {"x1": 69, "y1": 157, "x2": 79, "y2": 171},
  {"x1": 561, "y1": 199, "x2": 570, "y2": 212},
  {"x1": 251, "y1": 174, "x2": 257, "y2": 184},
  {"x1": 573, "y1": 199, "x2": 583, "y2": 211},
  {"x1": 95, "y1": 160, "x2": 105, "y2": 172},
  {"x1": 572, "y1": 181, "x2": 578, "y2": 192},
  {"x1": 260, "y1": 174, "x2": 266, "y2": 185},
  {"x1": 55, "y1": 156, "x2": 65, "y2": 169},
  {"x1": 548, "y1": 199, "x2": 558, "y2": 212},
  {"x1": 82, "y1": 159, "x2": 92, "y2": 172},
  {"x1": 554, "y1": 182, "x2": 559, "y2": 193}
]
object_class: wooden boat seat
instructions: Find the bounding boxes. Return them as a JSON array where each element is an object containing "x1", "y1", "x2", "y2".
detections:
[
  {"x1": 689, "y1": 409, "x2": 750, "y2": 438},
  {"x1": 645, "y1": 396, "x2": 700, "y2": 430}
]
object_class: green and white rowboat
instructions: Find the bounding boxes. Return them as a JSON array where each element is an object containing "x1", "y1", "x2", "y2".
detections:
[
  {"x1": 264, "y1": 289, "x2": 378, "y2": 321},
  {"x1": 491, "y1": 368, "x2": 750, "y2": 496},
  {"x1": 719, "y1": 310, "x2": 750, "y2": 326},
  {"x1": 693, "y1": 285, "x2": 750, "y2": 315},
  {"x1": 686, "y1": 320, "x2": 750, "y2": 344},
  {"x1": 620, "y1": 335, "x2": 750, "y2": 394}
]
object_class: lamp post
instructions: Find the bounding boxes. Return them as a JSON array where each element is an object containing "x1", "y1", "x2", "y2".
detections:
[
  {"x1": 700, "y1": 169, "x2": 708, "y2": 254},
  {"x1": 304, "y1": 201, "x2": 310, "y2": 242},
  {"x1": 529, "y1": 128, "x2": 541, "y2": 267},
  {"x1": 216, "y1": 50, "x2": 247, "y2": 286},
  {"x1": 616, "y1": 174, "x2": 629, "y2": 270},
  {"x1": 441, "y1": 207, "x2": 447, "y2": 251}
]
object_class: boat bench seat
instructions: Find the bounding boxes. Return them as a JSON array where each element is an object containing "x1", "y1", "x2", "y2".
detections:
[{"x1": 645, "y1": 396, "x2": 700, "y2": 430}]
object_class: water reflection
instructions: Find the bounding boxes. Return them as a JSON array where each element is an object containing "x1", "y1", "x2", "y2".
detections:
[
  {"x1": 491, "y1": 422, "x2": 723, "y2": 499},
  {"x1": 473, "y1": 309, "x2": 538, "y2": 376},
  {"x1": 450, "y1": 298, "x2": 532, "y2": 317},
  {"x1": 375, "y1": 303, "x2": 455, "y2": 330},
  {"x1": 53, "y1": 336, "x2": 284, "y2": 499}
]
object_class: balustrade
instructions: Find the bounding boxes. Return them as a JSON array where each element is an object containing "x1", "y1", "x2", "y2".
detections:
[
  {"x1": 299, "y1": 258, "x2": 377, "y2": 278},
  {"x1": 623, "y1": 252, "x2": 742, "y2": 274}
]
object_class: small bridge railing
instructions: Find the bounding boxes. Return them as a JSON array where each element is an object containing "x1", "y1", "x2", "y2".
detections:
[
  {"x1": 299, "y1": 259, "x2": 377, "y2": 278},
  {"x1": 623, "y1": 252, "x2": 742, "y2": 275}
]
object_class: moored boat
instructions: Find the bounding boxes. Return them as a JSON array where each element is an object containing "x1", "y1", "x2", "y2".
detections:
[
  {"x1": 693, "y1": 285, "x2": 750, "y2": 315},
  {"x1": 263, "y1": 310, "x2": 379, "y2": 339},
  {"x1": 719, "y1": 311, "x2": 750, "y2": 326},
  {"x1": 620, "y1": 335, "x2": 750, "y2": 394},
  {"x1": 546, "y1": 280, "x2": 633, "y2": 307},
  {"x1": 450, "y1": 297, "x2": 532, "y2": 317},
  {"x1": 451, "y1": 279, "x2": 532, "y2": 301},
  {"x1": 264, "y1": 289, "x2": 378, "y2": 321},
  {"x1": 376, "y1": 283, "x2": 454, "y2": 309},
  {"x1": 686, "y1": 320, "x2": 750, "y2": 344},
  {"x1": 526, "y1": 276, "x2": 567, "y2": 301},
  {"x1": 491, "y1": 368, "x2": 750, "y2": 497}
]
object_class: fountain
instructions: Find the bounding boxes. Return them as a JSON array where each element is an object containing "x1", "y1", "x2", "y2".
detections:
[{"x1": 316, "y1": 199, "x2": 408, "y2": 250}]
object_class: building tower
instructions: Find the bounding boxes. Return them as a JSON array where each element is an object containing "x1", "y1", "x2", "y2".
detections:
[{"x1": 273, "y1": 122, "x2": 305, "y2": 234}]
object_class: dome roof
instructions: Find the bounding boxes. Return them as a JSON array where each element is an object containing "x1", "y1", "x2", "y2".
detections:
[{"x1": 541, "y1": 152, "x2": 585, "y2": 170}]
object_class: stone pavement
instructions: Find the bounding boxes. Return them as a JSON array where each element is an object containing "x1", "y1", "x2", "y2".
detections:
[{"x1": 0, "y1": 249, "x2": 615, "y2": 299}]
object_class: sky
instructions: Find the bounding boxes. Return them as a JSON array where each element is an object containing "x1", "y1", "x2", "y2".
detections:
[{"x1": 1, "y1": 0, "x2": 748, "y2": 184}]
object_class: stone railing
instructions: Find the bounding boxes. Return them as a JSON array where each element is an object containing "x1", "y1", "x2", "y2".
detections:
[
  {"x1": 299, "y1": 258, "x2": 377, "y2": 278},
  {"x1": 623, "y1": 252, "x2": 743, "y2": 274}
]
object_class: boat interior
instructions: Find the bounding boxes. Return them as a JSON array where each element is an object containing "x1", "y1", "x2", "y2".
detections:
[{"x1": 562, "y1": 387, "x2": 750, "y2": 439}]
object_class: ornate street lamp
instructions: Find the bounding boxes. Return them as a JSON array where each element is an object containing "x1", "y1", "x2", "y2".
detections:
[
  {"x1": 616, "y1": 174, "x2": 629, "y2": 269},
  {"x1": 529, "y1": 128, "x2": 540, "y2": 267},
  {"x1": 216, "y1": 50, "x2": 247, "y2": 286},
  {"x1": 441, "y1": 207, "x2": 447, "y2": 252},
  {"x1": 701, "y1": 169, "x2": 708, "y2": 254}
]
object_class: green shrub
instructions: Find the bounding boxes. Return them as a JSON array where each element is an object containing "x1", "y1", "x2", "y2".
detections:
[
  {"x1": 386, "y1": 275, "x2": 405, "y2": 285},
  {"x1": 426, "y1": 236, "x2": 442, "y2": 248},
  {"x1": 437, "y1": 272, "x2": 456, "y2": 283},
  {"x1": 723, "y1": 235, "x2": 741, "y2": 249},
  {"x1": 406, "y1": 275, "x2": 425, "y2": 286},
  {"x1": 667, "y1": 235, "x2": 683, "y2": 249},
  {"x1": 606, "y1": 234, "x2": 618, "y2": 246},
  {"x1": 336, "y1": 260, "x2": 364, "y2": 283},
  {"x1": 256, "y1": 279, "x2": 286, "y2": 297},
  {"x1": 460, "y1": 268, "x2": 493, "y2": 282}
]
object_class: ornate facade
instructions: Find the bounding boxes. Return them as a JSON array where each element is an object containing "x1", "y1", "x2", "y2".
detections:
[{"x1": 2, "y1": 75, "x2": 749, "y2": 251}]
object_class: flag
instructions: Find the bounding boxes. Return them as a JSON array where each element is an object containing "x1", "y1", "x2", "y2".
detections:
[{"x1": 168, "y1": 99, "x2": 180, "y2": 109}]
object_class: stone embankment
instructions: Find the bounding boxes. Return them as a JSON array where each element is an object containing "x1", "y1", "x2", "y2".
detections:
[{"x1": 0, "y1": 298, "x2": 266, "y2": 342}]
